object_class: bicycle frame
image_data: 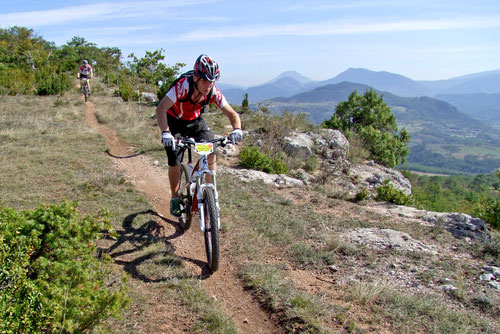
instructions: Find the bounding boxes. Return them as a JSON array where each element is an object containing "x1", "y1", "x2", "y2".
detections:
[
  {"x1": 81, "y1": 77, "x2": 90, "y2": 88},
  {"x1": 179, "y1": 138, "x2": 226, "y2": 232}
]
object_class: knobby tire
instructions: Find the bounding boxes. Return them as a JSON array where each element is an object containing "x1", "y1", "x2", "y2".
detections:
[
  {"x1": 202, "y1": 187, "x2": 219, "y2": 272},
  {"x1": 178, "y1": 163, "x2": 193, "y2": 231},
  {"x1": 83, "y1": 83, "x2": 89, "y2": 102}
]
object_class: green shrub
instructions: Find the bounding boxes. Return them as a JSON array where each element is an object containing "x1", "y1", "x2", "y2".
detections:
[
  {"x1": 304, "y1": 156, "x2": 318, "y2": 173},
  {"x1": 118, "y1": 80, "x2": 138, "y2": 102},
  {"x1": 354, "y1": 188, "x2": 369, "y2": 202},
  {"x1": 35, "y1": 67, "x2": 72, "y2": 95},
  {"x1": 240, "y1": 146, "x2": 288, "y2": 174},
  {"x1": 473, "y1": 197, "x2": 500, "y2": 230},
  {"x1": 375, "y1": 179, "x2": 415, "y2": 206},
  {"x1": 0, "y1": 201, "x2": 128, "y2": 333},
  {"x1": 0, "y1": 67, "x2": 34, "y2": 95}
]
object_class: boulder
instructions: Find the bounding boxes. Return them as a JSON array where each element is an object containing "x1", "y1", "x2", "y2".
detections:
[
  {"x1": 141, "y1": 92, "x2": 157, "y2": 102},
  {"x1": 283, "y1": 129, "x2": 350, "y2": 162},
  {"x1": 422, "y1": 212, "x2": 488, "y2": 240},
  {"x1": 343, "y1": 228, "x2": 437, "y2": 254},
  {"x1": 283, "y1": 132, "x2": 314, "y2": 159},
  {"x1": 323, "y1": 129, "x2": 349, "y2": 154},
  {"x1": 369, "y1": 203, "x2": 490, "y2": 240},
  {"x1": 350, "y1": 161, "x2": 412, "y2": 195},
  {"x1": 221, "y1": 167, "x2": 305, "y2": 188}
]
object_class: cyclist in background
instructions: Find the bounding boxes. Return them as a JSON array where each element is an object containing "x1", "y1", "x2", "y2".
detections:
[
  {"x1": 77, "y1": 60, "x2": 93, "y2": 94},
  {"x1": 156, "y1": 54, "x2": 243, "y2": 217}
]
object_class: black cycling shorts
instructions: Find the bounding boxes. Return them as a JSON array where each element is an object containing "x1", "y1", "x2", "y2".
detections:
[
  {"x1": 165, "y1": 113, "x2": 214, "y2": 166},
  {"x1": 80, "y1": 73, "x2": 90, "y2": 79}
]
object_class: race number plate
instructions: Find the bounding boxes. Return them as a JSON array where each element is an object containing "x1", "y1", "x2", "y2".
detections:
[{"x1": 194, "y1": 143, "x2": 214, "y2": 154}]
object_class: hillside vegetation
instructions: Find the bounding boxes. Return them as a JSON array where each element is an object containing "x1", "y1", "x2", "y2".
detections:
[
  {"x1": 0, "y1": 26, "x2": 183, "y2": 100},
  {"x1": 2, "y1": 81, "x2": 500, "y2": 333},
  {"x1": 1, "y1": 26, "x2": 499, "y2": 333}
]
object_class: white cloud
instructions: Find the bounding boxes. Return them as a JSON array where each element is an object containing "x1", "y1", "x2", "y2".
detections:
[
  {"x1": 283, "y1": 0, "x2": 416, "y2": 12},
  {"x1": 84, "y1": 25, "x2": 163, "y2": 35},
  {"x1": 0, "y1": 0, "x2": 220, "y2": 28},
  {"x1": 177, "y1": 16, "x2": 500, "y2": 41}
]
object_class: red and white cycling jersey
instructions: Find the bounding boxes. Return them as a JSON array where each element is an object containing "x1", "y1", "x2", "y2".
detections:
[
  {"x1": 79, "y1": 64, "x2": 92, "y2": 76},
  {"x1": 166, "y1": 76, "x2": 228, "y2": 121}
]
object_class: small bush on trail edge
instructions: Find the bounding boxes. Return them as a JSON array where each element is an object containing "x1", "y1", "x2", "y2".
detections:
[
  {"x1": 240, "y1": 146, "x2": 289, "y2": 174},
  {"x1": 35, "y1": 66, "x2": 72, "y2": 96},
  {"x1": 0, "y1": 201, "x2": 128, "y2": 334},
  {"x1": 354, "y1": 188, "x2": 370, "y2": 202},
  {"x1": 118, "y1": 80, "x2": 138, "y2": 102},
  {"x1": 375, "y1": 179, "x2": 415, "y2": 206}
]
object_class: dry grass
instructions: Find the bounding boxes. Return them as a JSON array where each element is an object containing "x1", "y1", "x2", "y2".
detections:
[
  {"x1": 0, "y1": 93, "x2": 238, "y2": 334},
  {"x1": 3, "y1": 92, "x2": 498, "y2": 333}
]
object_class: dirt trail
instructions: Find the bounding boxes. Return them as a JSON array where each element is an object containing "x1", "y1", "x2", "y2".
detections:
[{"x1": 84, "y1": 100, "x2": 280, "y2": 334}]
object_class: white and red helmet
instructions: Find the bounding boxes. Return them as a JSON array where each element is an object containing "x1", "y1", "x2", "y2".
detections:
[{"x1": 194, "y1": 54, "x2": 220, "y2": 82}]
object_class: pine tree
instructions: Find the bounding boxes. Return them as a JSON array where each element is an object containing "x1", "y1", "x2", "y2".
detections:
[{"x1": 323, "y1": 88, "x2": 410, "y2": 167}]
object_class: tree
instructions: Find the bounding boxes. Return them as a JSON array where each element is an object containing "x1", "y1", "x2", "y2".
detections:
[
  {"x1": 127, "y1": 48, "x2": 184, "y2": 100},
  {"x1": 241, "y1": 93, "x2": 249, "y2": 112},
  {"x1": 127, "y1": 48, "x2": 184, "y2": 88},
  {"x1": 0, "y1": 26, "x2": 183, "y2": 97},
  {"x1": 323, "y1": 89, "x2": 410, "y2": 167},
  {"x1": 0, "y1": 26, "x2": 59, "y2": 94},
  {"x1": 0, "y1": 26, "x2": 54, "y2": 71}
]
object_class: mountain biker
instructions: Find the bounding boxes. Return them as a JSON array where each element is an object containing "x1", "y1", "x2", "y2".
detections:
[
  {"x1": 77, "y1": 60, "x2": 93, "y2": 94},
  {"x1": 156, "y1": 54, "x2": 242, "y2": 217}
]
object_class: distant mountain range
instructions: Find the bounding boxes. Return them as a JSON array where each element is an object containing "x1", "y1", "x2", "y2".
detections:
[
  {"x1": 259, "y1": 81, "x2": 491, "y2": 134},
  {"x1": 434, "y1": 93, "x2": 500, "y2": 121},
  {"x1": 216, "y1": 69, "x2": 500, "y2": 174},
  {"x1": 218, "y1": 68, "x2": 500, "y2": 123}
]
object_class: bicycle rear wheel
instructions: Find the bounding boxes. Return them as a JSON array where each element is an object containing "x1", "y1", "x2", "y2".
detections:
[
  {"x1": 178, "y1": 164, "x2": 193, "y2": 231},
  {"x1": 202, "y1": 187, "x2": 219, "y2": 272}
]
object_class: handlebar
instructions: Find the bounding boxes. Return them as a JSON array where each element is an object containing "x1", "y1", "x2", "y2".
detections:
[{"x1": 175, "y1": 135, "x2": 232, "y2": 148}]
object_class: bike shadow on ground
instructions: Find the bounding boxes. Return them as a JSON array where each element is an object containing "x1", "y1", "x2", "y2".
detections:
[
  {"x1": 105, "y1": 148, "x2": 161, "y2": 160},
  {"x1": 100, "y1": 209, "x2": 212, "y2": 282},
  {"x1": 105, "y1": 149, "x2": 144, "y2": 159}
]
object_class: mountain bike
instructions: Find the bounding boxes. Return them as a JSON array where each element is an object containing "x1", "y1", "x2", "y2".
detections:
[
  {"x1": 176, "y1": 136, "x2": 230, "y2": 272},
  {"x1": 81, "y1": 78, "x2": 90, "y2": 102}
]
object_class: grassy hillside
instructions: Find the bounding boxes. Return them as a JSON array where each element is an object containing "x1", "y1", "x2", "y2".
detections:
[
  {"x1": 0, "y1": 91, "x2": 239, "y2": 333},
  {"x1": 1, "y1": 87, "x2": 499, "y2": 333}
]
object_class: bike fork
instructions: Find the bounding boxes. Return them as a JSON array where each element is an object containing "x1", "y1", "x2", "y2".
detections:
[
  {"x1": 214, "y1": 190, "x2": 221, "y2": 230},
  {"x1": 197, "y1": 185, "x2": 221, "y2": 232}
]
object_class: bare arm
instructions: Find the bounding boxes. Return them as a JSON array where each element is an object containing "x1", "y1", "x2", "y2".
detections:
[
  {"x1": 156, "y1": 95, "x2": 175, "y2": 132},
  {"x1": 221, "y1": 103, "x2": 241, "y2": 130}
]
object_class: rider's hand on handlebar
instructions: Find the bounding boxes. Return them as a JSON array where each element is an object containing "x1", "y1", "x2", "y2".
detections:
[
  {"x1": 229, "y1": 128, "x2": 243, "y2": 144},
  {"x1": 161, "y1": 131, "x2": 176, "y2": 150}
]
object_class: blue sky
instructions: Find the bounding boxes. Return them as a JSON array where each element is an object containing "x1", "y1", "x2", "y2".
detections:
[{"x1": 1, "y1": 0, "x2": 500, "y2": 87}]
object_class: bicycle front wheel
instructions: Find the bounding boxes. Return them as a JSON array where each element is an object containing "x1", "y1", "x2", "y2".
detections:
[
  {"x1": 83, "y1": 82, "x2": 89, "y2": 102},
  {"x1": 202, "y1": 187, "x2": 219, "y2": 272},
  {"x1": 178, "y1": 163, "x2": 193, "y2": 231}
]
